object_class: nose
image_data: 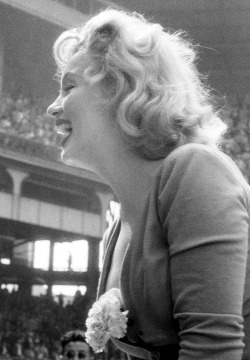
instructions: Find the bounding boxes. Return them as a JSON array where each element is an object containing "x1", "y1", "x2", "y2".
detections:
[{"x1": 47, "y1": 96, "x2": 62, "y2": 117}]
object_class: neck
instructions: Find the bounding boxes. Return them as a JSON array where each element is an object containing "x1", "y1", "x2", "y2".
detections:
[{"x1": 95, "y1": 145, "x2": 164, "y2": 224}]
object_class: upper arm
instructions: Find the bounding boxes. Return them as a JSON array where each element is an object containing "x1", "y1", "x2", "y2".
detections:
[{"x1": 158, "y1": 145, "x2": 249, "y2": 358}]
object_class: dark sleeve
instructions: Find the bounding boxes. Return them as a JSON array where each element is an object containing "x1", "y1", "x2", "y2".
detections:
[
  {"x1": 158, "y1": 144, "x2": 249, "y2": 360},
  {"x1": 243, "y1": 253, "x2": 250, "y2": 359},
  {"x1": 243, "y1": 297, "x2": 250, "y2": 359}
]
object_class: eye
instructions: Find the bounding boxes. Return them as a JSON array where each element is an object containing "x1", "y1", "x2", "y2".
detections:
[
  {"x1": 78, "y1": 352, "x2": 86, "y2": 359},
  {"x1": 65, "y1": 351, "x2": 74, "y2": 359},
  {"x1": 64, "y1": 84, "x2": 75, "y2": 92}
]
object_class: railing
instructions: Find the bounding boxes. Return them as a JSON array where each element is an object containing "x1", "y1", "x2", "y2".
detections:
[{"x1": 0, "y1": 191, "x2": 102, "y2": 237}]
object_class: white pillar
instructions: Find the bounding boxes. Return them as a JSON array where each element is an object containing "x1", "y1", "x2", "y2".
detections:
[{"x1": 7, "y1": 168, "x2": 29, "y2": 219}]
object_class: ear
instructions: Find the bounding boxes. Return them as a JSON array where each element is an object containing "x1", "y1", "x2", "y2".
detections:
[{"x1": 89, "y1": 23, "x2": 118, "y2": 55}]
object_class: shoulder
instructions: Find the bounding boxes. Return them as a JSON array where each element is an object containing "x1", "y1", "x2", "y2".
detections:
[
  {"x1": 159, "y1": 143, "x2": 248, "y2": 188},
  {"x1": 156, "y1": 144, "x2": 250, "y2": 252},
  {"x1": 164, "y1": 143, "x2": 239, "y2": 170},
  {"x1": 156, "y1": 143, "x2": 250, "y2": 214}
]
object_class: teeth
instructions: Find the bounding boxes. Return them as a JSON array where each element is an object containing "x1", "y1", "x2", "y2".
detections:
[{"x1": 56, "y1": 121, "x2": 72, "y2": 136}]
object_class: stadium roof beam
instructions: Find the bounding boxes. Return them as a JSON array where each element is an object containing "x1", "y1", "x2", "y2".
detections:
[
  {"x1": 97, "y1": 0, "x2": 128, "y2": 11},
  {"x1": 0, "y1": 0, "x2": 88, "y2": 28}
]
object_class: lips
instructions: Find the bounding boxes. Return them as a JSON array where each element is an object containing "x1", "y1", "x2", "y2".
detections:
[{"x1": 56, "y1": 119, "x2": 72, "y2": 136}]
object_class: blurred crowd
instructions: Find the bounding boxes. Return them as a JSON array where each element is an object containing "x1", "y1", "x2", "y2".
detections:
[
  {"x1": 0, "y1": 94, "x2": 58, "y2": 147},
  {"x1": 0, "y1": 288, "x2": 87, "y2": 360},
  {"x1": 222, "y1": 94, "x2": 250, "y2": 182},
  {"x1": 0, "y1": 288, "x2": 126, "y2": 360}
]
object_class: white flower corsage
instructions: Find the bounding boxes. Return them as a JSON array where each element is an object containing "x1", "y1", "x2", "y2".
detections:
[{"x1": 85, "y1": 288, "x2": 129, "y2": 353}]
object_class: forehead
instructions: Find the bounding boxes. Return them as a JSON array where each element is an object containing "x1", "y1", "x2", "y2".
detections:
[
  {"x1": 64, "y1": 341, "x2": 89, "y2": 352},
  {"x1": 62, "y1": 51, "x2": 91, "y2": 78}
]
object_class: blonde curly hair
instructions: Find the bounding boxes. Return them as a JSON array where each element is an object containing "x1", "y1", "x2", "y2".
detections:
[{"x1": 53, "y1": 9, "x2": 227, "y2": 159}]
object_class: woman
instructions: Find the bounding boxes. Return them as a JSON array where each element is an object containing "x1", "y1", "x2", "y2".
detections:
[
  {"x1": 47, "y1": 9, "x2": 250, "y2": 360},
  {"x1": 60, "y1": 331, "x2": 91, "y2": 360}
]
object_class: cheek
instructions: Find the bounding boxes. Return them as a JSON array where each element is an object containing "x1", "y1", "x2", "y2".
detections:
[
  {"x1": 65, "y1": 106, "x2": 77, "y2": 122},
  {"x1": 63, "y1": 93, "x2": 84, "y2": 118}
]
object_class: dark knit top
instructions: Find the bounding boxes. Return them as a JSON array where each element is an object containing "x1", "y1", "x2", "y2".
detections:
[{"x1": 97, "y1": 143, "x2": 250, "y2": 360}]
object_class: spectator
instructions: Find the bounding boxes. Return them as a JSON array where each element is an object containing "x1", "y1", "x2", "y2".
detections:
[{"x1": 60, "y1": 330, "x2": 91, "y2": 360}]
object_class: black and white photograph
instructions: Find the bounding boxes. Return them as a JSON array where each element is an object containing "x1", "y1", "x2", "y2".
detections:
[{"x1": 0, "y1": 1, "x2": 249, "y2": 359}]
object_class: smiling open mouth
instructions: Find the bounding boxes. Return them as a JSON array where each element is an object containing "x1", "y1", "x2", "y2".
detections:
[{"x1": 56, "y1": 119, "x2": 72, "y2": 136}]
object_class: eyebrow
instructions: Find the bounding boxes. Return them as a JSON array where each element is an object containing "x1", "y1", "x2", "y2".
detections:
[
  {"x1": 61, "y1": 72, "x2": 75, "y2": 85},
  {"x1": 61, "y1": 72, "x2": 83, "y2": 87}
]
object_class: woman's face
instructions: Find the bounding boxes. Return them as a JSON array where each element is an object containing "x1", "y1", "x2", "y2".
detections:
[
  {"x1": 47, "y1": 51, "x2": 113, "y2": 171},
  {"x1": 63, "y1": 341, "x2": 91, "y2": 360}
]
